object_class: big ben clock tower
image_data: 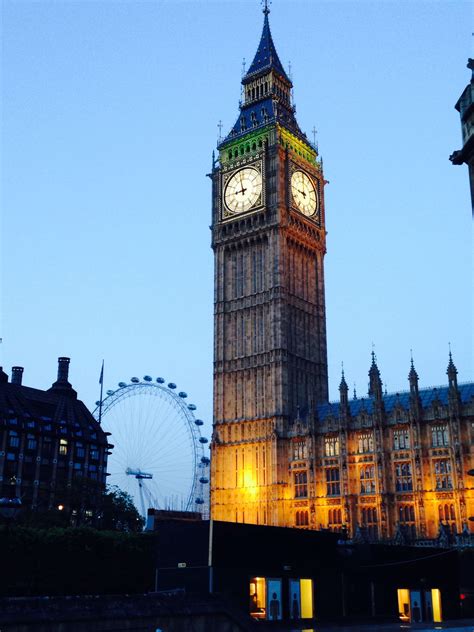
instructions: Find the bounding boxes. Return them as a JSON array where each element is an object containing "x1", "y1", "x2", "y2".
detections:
[{"x1": 210, "y1": 4, "x2": 328, "y2": 527}]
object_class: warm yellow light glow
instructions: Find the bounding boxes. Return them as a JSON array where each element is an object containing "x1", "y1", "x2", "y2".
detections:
[
  {"x1": 249, "y1": 577, "x2": 266, "y2": 619},
  {"x1": 243, "y1": 470, "x2": 258, "y2": 497},
  {"x1": 397, "y1": 589, "x2": 410, "y2": 621},
  {"x1": 57, "y1": 504, "x2": 64, "y2": 511},
  {"x1": 300, "y1": 579, "x2": 313, "y2": 618},
  {"x1": 432, "y1": 589, "x2": 442, "y2": 622}
]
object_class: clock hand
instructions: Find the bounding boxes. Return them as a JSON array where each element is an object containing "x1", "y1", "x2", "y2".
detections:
[{"x1": 298, "y1": 189, "x2": 307, "y2": 198}]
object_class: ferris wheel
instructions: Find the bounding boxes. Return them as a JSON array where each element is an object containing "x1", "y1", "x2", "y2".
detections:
[{"x1": 92, "y1": 376, "x2": 210, "y2": 519}]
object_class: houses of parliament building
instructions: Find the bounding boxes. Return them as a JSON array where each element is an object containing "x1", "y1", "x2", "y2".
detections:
[{"x1": 209, "y1": 5, "x2": 474, "y2": 542}]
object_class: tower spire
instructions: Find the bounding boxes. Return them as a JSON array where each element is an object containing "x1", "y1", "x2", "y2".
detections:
[{"x1": 244, "y1": 3, "x2": 290, "y2": 83}]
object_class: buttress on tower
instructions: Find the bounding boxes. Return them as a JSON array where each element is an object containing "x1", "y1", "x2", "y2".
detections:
[{"x1": 210, "y1": 7, "x2": 328, "y2": 527}]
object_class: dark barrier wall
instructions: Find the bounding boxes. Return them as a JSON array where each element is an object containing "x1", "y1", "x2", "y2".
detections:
[{"x1": 0, "y1": 526, "x2": 157, "y2": 596}]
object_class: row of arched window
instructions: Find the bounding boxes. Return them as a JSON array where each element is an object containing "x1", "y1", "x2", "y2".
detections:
[
  {"x1": 227, "y1": 138, "x2": 265, "y2": 161},
  {"x1": 439, "y1": 503, "x2": 456, "y2": 523},
  {"x1": 295, "y1": 510, "x2": 309, "y2": 526},
  {"x1": 328, "y1": 508, "x2": 342, "y2": 525},
  {"x1": 246, "y1": 81, "x2": 270, "y2": 102}
]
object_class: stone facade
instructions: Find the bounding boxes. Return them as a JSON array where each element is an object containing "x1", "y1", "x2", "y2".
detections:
[{"x1": 210, "y1": 9, "x2": 474, "y2": 541}]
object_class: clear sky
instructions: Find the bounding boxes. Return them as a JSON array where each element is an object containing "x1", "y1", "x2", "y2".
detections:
[{"x1": 2, "y1": 0, "x2": 472, "y2": 450}]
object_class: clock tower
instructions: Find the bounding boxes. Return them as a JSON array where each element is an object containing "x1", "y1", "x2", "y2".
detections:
[{"x1": 210, "y1": 5, "x2": 328, "y2": 526}]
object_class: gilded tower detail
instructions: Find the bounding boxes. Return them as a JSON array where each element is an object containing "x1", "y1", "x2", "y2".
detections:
[{"x1": 210, "y1": 8, "x2": 328, "y2": 526}]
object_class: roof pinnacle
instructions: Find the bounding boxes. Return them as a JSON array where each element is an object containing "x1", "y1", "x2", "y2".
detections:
[{"x1": 262, "y1": 0, "x2": 271, "y2": 16}]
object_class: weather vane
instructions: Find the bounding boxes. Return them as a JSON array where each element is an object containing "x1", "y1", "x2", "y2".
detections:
[{"x1": 262, "y1": 0, "x2": 271, "y2": 15}]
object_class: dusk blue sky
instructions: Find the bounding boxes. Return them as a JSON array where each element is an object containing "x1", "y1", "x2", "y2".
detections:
[{"x1": 2, "y1": 0, "x2": 472, "y2": 446}]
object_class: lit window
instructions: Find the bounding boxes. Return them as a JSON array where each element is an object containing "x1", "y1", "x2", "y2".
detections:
[
  {"x1": 325, "y1": 467, "x2": 340, "y2": 496},
  {"x1": 324, "y1": 436, "x2": 340, "y2": 457},
  {"x1": 431, "y1": 425, "x2": 449, "y2": 447},
  {"x1": 59, "y1": 439, "x2": 68, "y2": 456},
  {"x1": 9, "y1": 431, "x2": 19, "y2": 448},
  {"x1": 393, "y1": 428, "x2": 410, "y2": 450},
  {"x1": 90, "y1": 447, "x2": 99, "y2": 460},
  {"x1": 434, "y1": 459, "x2": 452, "y2": 490},
  {"x1": 360, "y1": 464, "x2": 376, "y2": 494},
  {"x1": 292, "y1": 440, "x2": 307, "y2": 461},
  {"x1": 294, "y1": 471, "x2": 307, "y2": 498},
  {"x1": 395, "y1": 462, "x2": 413, "y2": 491},
  {"x1": 357, "y1": 432, "x2": 374, "y2": 453},
  {"x1": 289, "y1": 578, "x2": 314, "y2": 619}
]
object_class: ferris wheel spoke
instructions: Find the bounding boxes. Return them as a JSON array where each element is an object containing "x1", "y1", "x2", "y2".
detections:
[{"x1": 95, "y1": 379, "x2": 208, "y2": 519}]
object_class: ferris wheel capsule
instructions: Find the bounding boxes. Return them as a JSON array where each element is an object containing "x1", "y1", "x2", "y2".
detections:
[
  {"x1": 201, "y1": 456, "x2": 210, "y2": 465},
  {"x1": 106, "y1": 390, "x2": 115, "y2": 396},
  {"x1": 118, "y1": 382, "x2": 127, "y2": 388},
  {"x1": 143, "y1": 375, "x2": 152, "y2": 382},
  {"x1": 195, "y1": 419, "x2": 203, "y2": 426},
  {"x1": 178, "y1": 392, "x2": 188, "y2": 398},
  {"x1": 188, "y1": 404, "x2": 197, "y2": 411},
  {"x1": 199, "y1": 477, "x2": 209, "y2": 484},
  {"x1": 131, "y1": 377, "x2": 140, "y2": 383},
  {"x1": 156, "y1": 377, "x2": 165, "y2": 383},
  {"x1": 95, "y1": 400, "x2": 101, "y2": 406},
  {"x1": 168, "y1": 382, "x2": 177, "y2": 389},
  {"x1": 195, "y1": 498, "x2": 205, "y2": 505},
  {"x1": 199, "y1": 437, "x2": 208, "y2": 444}
]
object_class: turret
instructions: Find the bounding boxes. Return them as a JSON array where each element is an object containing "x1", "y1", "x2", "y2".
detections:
[
  {"x1": 447, "y1": 350, "x2": 461, "y2": 411},
  {"x1": 368, "y1": 351, "x2": 383, "y2": 401},
  {"x1": 447, "y1": 350, "x2": 458, "y2": 391},
  {"x1": 339, "y1": 366, "x2": 350, "y2": 420},
  {"x1": 408, "y1": 354, "x2": 421, "y2": 417}
]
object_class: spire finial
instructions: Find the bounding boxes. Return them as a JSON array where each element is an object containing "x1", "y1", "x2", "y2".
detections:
[
  {"x1": 448, "y1": 341, "x2": 452, "y2": 360},
  {"x1": 262, "y1": 0, "x2": 271, "y2": 16},
  {"x1": 217, "y1": 120, "x2": 223, "y2": 142},
  {"x1": 353, "y1": 384, "x2": 357, "y2": 400},
  {"x1": 241, "y1": 58, "x2": 246, "y2": 77},
  {"x1": 341, "y1": 360, "x2": 344, "y2": 378}
]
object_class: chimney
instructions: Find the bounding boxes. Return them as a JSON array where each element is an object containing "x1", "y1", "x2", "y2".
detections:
[
  {"x1": 11, "y1": 366, "x2": 24, "y2": 385},
  {"x1": 48, "y1": 357, "x2": 76, "y2": 398},
  {"x1": 57, "y1": 357, "x2": 70, "y2": 383}
]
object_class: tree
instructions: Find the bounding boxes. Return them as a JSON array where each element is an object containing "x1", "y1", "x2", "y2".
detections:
[{"x1": 99, "y1": 485, "x2": 145, "y2": 532}]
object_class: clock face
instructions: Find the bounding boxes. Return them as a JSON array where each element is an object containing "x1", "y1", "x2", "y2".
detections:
[
  {"x1": 291, "y1": 170, "x2": 318, "y2": 217},
  {"x1": 224, "y1": 167, "x2": 262, "y2": 215}
]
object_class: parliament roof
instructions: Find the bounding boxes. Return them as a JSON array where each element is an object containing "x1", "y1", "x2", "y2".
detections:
[{"x1": 316, "y1": 382, "x2": 474, "y2": 422}]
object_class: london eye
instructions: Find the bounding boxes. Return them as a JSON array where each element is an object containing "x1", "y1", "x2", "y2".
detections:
[{"x1": 93, "y1": 376, "x2": 209, "y2": 519}]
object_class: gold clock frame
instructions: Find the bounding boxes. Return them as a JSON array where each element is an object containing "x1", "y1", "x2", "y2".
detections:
[
  {"x1": 289, "y1": 162, "x2": 320, "y2": 222},
  {"x1": 221, "y1": 158, "x2": 265, "y2": 221}
]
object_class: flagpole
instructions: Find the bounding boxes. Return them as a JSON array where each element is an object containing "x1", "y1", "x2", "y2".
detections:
[{"x1": 98, "y1": 360, "x2": 104, "y2": 425}]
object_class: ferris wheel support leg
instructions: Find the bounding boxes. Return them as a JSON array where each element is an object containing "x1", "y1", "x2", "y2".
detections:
[{"x1": 138, "y1": 480, "x2": 146, "y2": 519}]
